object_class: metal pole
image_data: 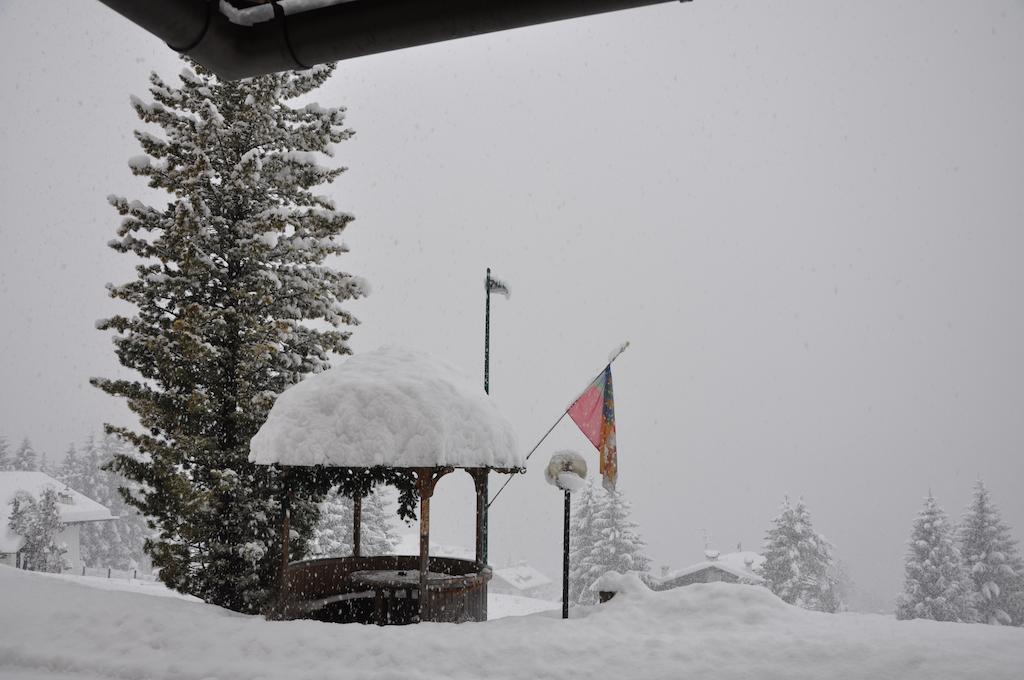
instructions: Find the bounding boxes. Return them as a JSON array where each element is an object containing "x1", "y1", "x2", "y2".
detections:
[
  {"x1": 484, "y1": 267, "x2": 491, "y2": 395},
  {"x1": 563, "y1": 489, "x2": 571, "y2": 619},
  {"x1": 352, "y1": 492, "x2": 363, "y2": 558}
]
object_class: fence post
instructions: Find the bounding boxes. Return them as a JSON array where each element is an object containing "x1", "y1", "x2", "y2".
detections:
[
  {"x1": 107, "y1": 568, "x2": 111, "y2": 579},
  {"x1": 133, "y1": 569, "x2": 137, "y2": 580},
  {"x1": 82, "y1": 565, "x2": 85, "y2": 576}
]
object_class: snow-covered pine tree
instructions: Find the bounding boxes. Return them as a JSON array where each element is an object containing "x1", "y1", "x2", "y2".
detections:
[
  {"x1": 568, "y1": 482, "x2": 650, "y2": 605},
  {"x1": 0, "y1": 436, "x2": 10, "y2": 470},
  {"x1": 57, "y1": 443, "x2": 85, "y2": 491},
  {"x1": 309, "y1": 486, "x2": 398, "y2": 558},
  {"x1": 93, "y1": 60, "x2": 365, "y2": 613},
  {"x1": 12, "y1": 438, "x2": 38, "y2": 471},
  {"x1": 760, "y1": 497, "x2": 841, "y2": 612},
  {"x1": 568, "y1": 481, "x2": 602, "y2": 604},
  {"x1": 8, "y1": 488, "x2": 67, "y2": 572},
  {"x1": 75, "y1": 434, "x2": 151, "y2": 570},
  {"x1": 959, "y1": 480, "x2": 1024, "y2": 626},
  {"x1": 895, "y1": 492, "x2": 974, "y2": 622},
  {"x1": 309, "y1": 490, "x2": 352, "y2": 558},
  {"x1": 361, "y1": 486, "x2": 398, "y2": 556}
]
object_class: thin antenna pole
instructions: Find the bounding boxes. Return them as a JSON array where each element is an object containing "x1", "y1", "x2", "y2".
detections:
[{"x1": 484, "y1": 267, "x2": 491, "y2": 395}]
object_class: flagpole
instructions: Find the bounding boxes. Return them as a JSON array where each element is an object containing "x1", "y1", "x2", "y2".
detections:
[{"x1": 486, "y1": 342, "x2": 629, "y2": 509}]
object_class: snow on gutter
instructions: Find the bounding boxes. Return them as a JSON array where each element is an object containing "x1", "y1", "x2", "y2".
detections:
[
  {"x1": 218, "y1": 1, "x2": 357, "y2": 28},
  {"x1": 95, "y1": 0, "x2": 688, "y2": 81}
]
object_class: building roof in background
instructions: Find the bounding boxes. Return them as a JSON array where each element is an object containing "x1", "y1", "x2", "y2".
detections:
[
  {"x1": 493, "y1": 562, "x2": 552, "y2": 591},
  {"x1": 658, "y1": 550, "x2": 766, "y2": 585},
  {"x1": 0, "y1": 471, "x2": 115, "y2": 553},
  {"x1": 392, "y1": 534, "x2": 475, "y2": 561}
]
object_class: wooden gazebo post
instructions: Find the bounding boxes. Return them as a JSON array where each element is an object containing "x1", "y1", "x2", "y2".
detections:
[
  {"x1": 417, "y1": 469, "x2": 431, "y2": 620},
  {"x1": 469, "y1": 468, "x2": 489, "y2": 566},
  {"x1": 414, "y1": 466, "x2": 453, "y2": 620},
  {"x1": 352, "y1": 490, "x2": 362, "y2": 558}
]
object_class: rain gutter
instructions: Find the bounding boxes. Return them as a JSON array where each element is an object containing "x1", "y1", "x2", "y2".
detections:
[{"x1": 96, "y1": 0, "x2": 688, "y2": 80}]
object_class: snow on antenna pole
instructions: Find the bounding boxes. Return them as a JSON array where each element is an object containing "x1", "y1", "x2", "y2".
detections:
[{"x1": 487, "y1": 341, "x2": 630, "y2": 509}]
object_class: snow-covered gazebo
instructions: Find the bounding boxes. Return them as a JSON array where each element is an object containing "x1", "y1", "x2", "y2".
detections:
[{"x1": 250, "y1": 347, "x2": 523, "y2": 624}]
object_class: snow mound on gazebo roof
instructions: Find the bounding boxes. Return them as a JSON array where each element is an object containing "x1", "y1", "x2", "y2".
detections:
[{"x1": 250, "y1": 347, "x2": 522, "y2": 469}]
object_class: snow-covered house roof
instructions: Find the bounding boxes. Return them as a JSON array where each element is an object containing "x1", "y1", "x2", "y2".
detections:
[
  {"x1": 393, "y1": 534, "x2": 474, "y2": 561},
  {"x1": 0, "y1": 471, "x2": 116, "y2": 554},
  {"x1": 250, "y1": 347, "x2": 522, "y2": 470},
  {"x1": 493, "y1": 563, "x2": 552, "y2": 592},
  {"x1": 656, "y1": 550, "x2": 766, "y2": 586}
]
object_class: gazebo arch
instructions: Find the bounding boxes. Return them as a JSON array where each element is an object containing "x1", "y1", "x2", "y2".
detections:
[{"x1": 250, "y1": 347, "x2": 524, "y2": 624}]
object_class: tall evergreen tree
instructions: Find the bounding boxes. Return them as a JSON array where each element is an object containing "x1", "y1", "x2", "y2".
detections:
[
  {"x1": 92, "y1": 60, "x2": 365, "y2": 612},
  {"x1": 0, "y1": 436, "x2": 10, "y2": 471},
  {"x1": 895, "y1": 492, "x2": 974, "y2": 622},
  {"x1": 760, "y1": 497, "x2": 841, "y2": 612},
  {"x1": 960, "y1": 480, "x2": 1024, "y2": 626},
  {"x1": 568, "y1": 482, "x2": 650, "y2": 605},
  {"x1": 12, "y1": 438, "x2": 38, "y2": 471}
]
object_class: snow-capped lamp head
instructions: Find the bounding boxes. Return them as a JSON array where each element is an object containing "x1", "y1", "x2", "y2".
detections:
[{"x1": 545, "y1": 450, "x2": 588, "y2": 492}]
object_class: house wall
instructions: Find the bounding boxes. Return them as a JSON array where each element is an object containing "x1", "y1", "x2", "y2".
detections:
[
  {"x1": 488, "y1": 578, "x2": 556, "y2": 600},
  {"x1": 57, "y1": 523, "x2": 82, "y2": 573}
]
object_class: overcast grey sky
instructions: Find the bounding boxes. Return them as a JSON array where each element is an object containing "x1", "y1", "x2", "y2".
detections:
[{"x1": 2, "y1": 0, "x2": 1023, "y2": 612}]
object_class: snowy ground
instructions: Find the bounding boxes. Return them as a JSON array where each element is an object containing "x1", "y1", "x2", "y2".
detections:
[{"x1": 2, "y1": 567, "x2": 1022, "y2": 680}]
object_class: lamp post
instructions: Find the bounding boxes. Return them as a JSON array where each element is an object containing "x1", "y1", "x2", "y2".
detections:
[{"x1": 546, "y1": 451, "x2": 588, "y2": 619}]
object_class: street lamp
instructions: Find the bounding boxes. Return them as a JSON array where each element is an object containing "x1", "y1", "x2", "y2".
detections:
[{"x1": 546, "y1": 450, "x2": 588, "y2": 619}]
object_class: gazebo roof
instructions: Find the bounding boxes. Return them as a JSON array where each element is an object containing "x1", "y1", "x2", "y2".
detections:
[{"x1": 250, "y1": 347, "x2": 522, "y2": 470}]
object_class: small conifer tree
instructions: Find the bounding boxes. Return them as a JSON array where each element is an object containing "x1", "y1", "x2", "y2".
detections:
[
  {"x1": 896, "y1": 492, "x2": 974, "y2": 622},
  {"x1": 960, "y1": 481, "x2": 1024, "y2": 626},
  {"x1": 568, "y1": 481, "x2": 601, "y2": 604},
  {"x1": 0, "y1": 436, "x2": 10, "y2": 471},
  {"x1": 8, "y1": 488, "x2": 67, "y2": 572},
  {"x1": 761, "y1": 497, "x2": 841, "y2": 612}
]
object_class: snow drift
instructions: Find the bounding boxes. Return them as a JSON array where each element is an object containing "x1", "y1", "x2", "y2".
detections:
[{"x1": 2, "y1": 566, "x2": 1022, "y2": 680}]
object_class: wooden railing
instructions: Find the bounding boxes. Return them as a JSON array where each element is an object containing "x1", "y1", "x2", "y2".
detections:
[{"x1": 278, "y1": 555, "x2": 491, "y2": 624}]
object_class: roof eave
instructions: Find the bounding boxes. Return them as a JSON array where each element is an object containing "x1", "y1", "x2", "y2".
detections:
[{"x1": 97, "y1": 0, "x2": 686, "y2": 80}]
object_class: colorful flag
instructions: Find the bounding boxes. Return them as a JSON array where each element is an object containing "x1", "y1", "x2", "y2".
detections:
[{"x1": 567, "y1": 366, "x2": 617, "y2": 491}]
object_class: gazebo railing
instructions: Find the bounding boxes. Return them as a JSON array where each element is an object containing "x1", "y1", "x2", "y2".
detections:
[{"x1": 279, "y1": 554, "x2": 491, "y2": 624}]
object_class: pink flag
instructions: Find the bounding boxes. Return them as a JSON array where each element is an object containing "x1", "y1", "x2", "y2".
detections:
[{"x1": 567, "y1": 367, "x2": 617, "y2": 490}]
